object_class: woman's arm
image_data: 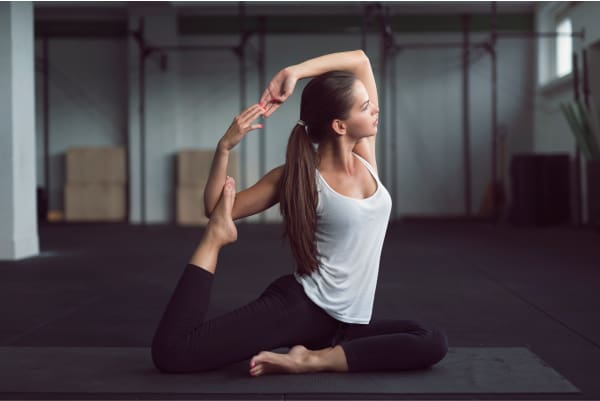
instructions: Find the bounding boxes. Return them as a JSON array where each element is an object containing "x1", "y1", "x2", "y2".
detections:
[
  {"x1": 204, "y1": 140, "x2": 231, "y2": 218},
  {"x1": 260, "y1": 50, "x2": 376, "y2": 118},
  {"x1": 260, "y1": 50, "x2": 369, "y2": 117},
  {"x1": 204, "y1": 103, "x2": 265, "y2": 217},
  {"x1": 291, "y1": 49, "x2": 379, "y2": 173},
  {"x1": 292, "y1": 49, "x2": 368, "y2": 81},
  {"x1": 229, "y1": 165, "x2": 284, "y2": 221},
  {"x1": 293, "y1": 49, "x2": 377, "y2": 109}
]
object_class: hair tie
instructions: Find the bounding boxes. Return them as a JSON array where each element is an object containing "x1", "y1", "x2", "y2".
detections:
[{"x1": 297, "y1": 119, "x2": 309, "y2": 136}]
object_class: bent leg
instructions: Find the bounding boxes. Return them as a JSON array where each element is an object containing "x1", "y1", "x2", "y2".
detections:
[
  {"x1": 336, "y1": 319, "x2": 449, "y2": 372},
  {"x1": 151, "y1": 263, "x2": 215, "y2": 372},
  {"x1": 151, "y1": 265, "x2": 339, "y2": 373}
]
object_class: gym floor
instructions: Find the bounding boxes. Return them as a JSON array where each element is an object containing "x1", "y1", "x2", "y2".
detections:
[{"x1": 1, "y1": 220, "x2": 599, "y2": 400}]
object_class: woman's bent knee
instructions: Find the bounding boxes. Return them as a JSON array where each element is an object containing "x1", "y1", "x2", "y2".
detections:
[
  {"x1": 152, "y1": 338, "x2": 192, "y2": 373},
  {"x1": 151, "y1": 341, "x2": 179, "y2": 373},
  {"x1": 428, "y1": 327, "x2": 449, "y2": 366}
]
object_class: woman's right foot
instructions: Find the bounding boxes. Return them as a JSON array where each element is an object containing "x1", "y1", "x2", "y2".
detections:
[{"x1": 206, "y1": 176, "x2": 238, "y2": 246}]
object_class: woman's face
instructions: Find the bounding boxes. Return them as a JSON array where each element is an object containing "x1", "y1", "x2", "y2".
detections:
[{"x1": 344, "y1": 79, "x2": 379, "y2": 139}]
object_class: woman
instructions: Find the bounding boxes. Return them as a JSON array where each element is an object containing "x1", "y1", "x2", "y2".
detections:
[{"x1": 151, "y1": 50, "x2": 448, "y2": 376}]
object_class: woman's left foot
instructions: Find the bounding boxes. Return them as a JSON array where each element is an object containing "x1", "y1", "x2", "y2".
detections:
[
  {"x1": 206, "y1": 176, "x2": 238, "y2": 246},
  {"x1": 249, "y1": 345, "x2": 316, "y2": 376}
]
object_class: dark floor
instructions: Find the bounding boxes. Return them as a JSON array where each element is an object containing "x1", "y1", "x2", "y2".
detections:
[{"x1": 1, "y1": 220, "x2": 599, "y2": 400}]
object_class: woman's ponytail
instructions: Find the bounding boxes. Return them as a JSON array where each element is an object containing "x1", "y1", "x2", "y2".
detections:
[
  {"x1": 279, "y1": 123, "x2": 320, "y2": 277},
  {"x1": 278, "y1": 70, "x2": 357, "y2": 277}
]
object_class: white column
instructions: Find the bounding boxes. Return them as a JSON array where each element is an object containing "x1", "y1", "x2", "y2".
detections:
[{"x1": 0, "y1": 2, "x2": 39, "y2": 260}]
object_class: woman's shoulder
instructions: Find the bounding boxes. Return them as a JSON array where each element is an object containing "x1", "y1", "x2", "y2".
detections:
[
  {"x1": 352, "y1": 151, "x2": 378, "y2": 177},
  {"x1": 351, "y1": 139, "x2": 378, "y2": 175}
]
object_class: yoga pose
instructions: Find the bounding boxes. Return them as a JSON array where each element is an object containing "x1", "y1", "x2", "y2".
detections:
[{"x1": 151, "y1": 50, "x2": 448, "y2": 376}]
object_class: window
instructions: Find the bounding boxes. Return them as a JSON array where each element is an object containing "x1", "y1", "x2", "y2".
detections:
[{"x1": 556, "y1": 17, "x2": 572, "y2": 77}]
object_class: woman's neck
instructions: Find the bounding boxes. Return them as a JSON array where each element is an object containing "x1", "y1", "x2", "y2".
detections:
[{"x1": 317, "y1": 140, "x2": 358, "y2": 177}]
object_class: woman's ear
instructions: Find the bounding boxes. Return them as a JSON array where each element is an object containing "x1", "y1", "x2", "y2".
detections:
[{"x1": 330, "y1": 119, "x2": 346, "y2": 136}]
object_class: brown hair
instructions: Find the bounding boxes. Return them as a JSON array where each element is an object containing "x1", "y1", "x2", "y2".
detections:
[{"x1": 278, "y1": 70, "x2": 357, "y2": 277}]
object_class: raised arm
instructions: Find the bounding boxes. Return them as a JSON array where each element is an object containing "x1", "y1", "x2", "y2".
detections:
[
  {"x1": 260, "y1": 50, "x2": 375, "y2": 117},
  {"x1": 204, "y1": 103, "x2": 265, "y2": 217},
  {"x1": 294, "y1": 49, "x2": 373, "y2": 97},
  {"x1": 268, "y1": 49, "x2": 379, "y2": 173},
  {"x1": 204, "y1": 142, "x2": 231, "y2": 218}
]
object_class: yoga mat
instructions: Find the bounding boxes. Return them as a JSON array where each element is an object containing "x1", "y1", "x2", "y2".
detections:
[{"x1": 0, "y1": 346, "x2": 579, "y2": 396}]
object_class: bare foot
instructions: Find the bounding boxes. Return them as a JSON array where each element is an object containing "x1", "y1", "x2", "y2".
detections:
[
  {"x1": 248, "y1": 345, "x2": 316, "y2": 377},
  {"x1": 206, "y1": 176, "x2": 238, "y2": 246}
]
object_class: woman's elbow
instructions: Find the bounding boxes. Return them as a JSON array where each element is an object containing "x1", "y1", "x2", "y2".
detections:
[{"x1": 356, "y1": 49, "x2": 369, "y2": 61}]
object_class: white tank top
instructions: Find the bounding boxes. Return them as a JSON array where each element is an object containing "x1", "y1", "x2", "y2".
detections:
[{"x1": 294, "y1": 152, "x2": 392, "y2": 324}]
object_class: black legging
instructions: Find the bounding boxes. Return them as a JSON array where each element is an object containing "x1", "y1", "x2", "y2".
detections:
[{"x1": 151, "y1": 263, "x2": 448, "y2": 373}]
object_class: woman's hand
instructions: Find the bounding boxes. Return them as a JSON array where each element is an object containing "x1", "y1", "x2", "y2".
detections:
[
  {"x1": 219, "y1": 103, "x2": 265, "y2": 151},
  {"x1": 259, "y1": 66, "x2": 299, "y2": 118}
]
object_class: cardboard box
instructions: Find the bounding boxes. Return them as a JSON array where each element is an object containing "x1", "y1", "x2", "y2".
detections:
[
  {"x1": 65, "y1": 183, "x2": 126, "y2": 221},
  {"x1": 103, "y1": 147, "x2": 126, "y2": 184},
  {"x1": 175, "y1": 149, "x2": 241, "y2": 226},
  {"x1": 66, "y1": 147, "x2": 127, "y2": 184},
  {"x1": 177, "y1": 149, "x2": 239, "y2": 187},
  {"x1": 176, "y1": 186, "x2": 209, "y2": 226}
]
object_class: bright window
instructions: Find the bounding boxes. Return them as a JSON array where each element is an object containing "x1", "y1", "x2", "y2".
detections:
[{"x1": 556, "y1": 18, "x2": 572, "y2": 77}]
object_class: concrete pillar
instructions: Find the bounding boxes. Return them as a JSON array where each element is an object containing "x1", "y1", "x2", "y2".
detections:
[{"x1": 0, "y1": 2, "x2": 39, "y2": 260}]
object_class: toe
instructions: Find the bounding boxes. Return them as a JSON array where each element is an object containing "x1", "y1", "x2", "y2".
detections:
[
  {"x1": 250, "y1": 355, "x2": 263, "y2": 367},
  {"x1": 250, "y1": 364, "x2": 261, "y2": 376},
  {"x1": 223, "y1": 182, "x2": 235, "y2": 209}
]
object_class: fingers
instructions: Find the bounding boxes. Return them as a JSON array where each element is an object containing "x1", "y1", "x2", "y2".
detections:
[
  {"x1": 239, "y1": 104, "x2": 264, "y2": 121},
  {"x1": 259, "y1": 87, "x2": 284, "y2": 117},
  {"x1": 259, "y1": 87, "x2": 272, "y2": 107},
  {"x1": 263, "y1": 102, "x2": 280, "y2": 118},
  {"x1": 234, "y1": 105, "x2": 265, "y2": 133},
  {"x1": 234, "y1": 97, "x2": 282, "y2": 132},
  {"x1": 260, "y1": 85, "x2": 283, "y2": 104},
  {"x1": 232, "y1": 104, "x2": 265, "y2": 136},
  {"x1": 258, "y1": 94, "x2": 282, "y2": 118}
]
